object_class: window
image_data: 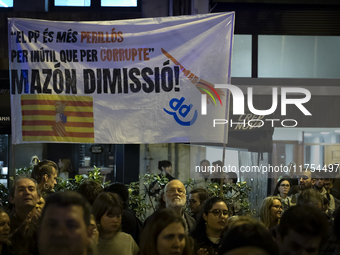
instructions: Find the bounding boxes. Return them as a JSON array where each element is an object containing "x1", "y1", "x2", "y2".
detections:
[
  {"x1": 55, "y1": 0, "x2": 90, "y2": 6},
  {"x1": 0, "y1": 0, "x2": 13, "y2": 7},
  {"x1": 258, "y1": 35, "x2": 340, "y2": 78},
  {"x1": 231, "y1": 34, "x2": 252, "y2": 78},
  {"x1": 101, "y1": 0, "x2": 137, "y2": 7},
  {"x1": 54, "y1": 0, "x2": 137, "y2": 7}
]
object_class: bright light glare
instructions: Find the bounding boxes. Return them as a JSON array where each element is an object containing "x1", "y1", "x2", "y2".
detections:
[
  {"x1": 0, "y1": 0, "x2": 13, "y2": 7},
  {"x1": 54, "y1": 0, "x2": 137, "y2": 6},
  {"x1": 55, "y1": 0, "x2": 90, "y2": 6},
  {"x1": 101, "y1": 0, "x2": 137, "y2": 7}
]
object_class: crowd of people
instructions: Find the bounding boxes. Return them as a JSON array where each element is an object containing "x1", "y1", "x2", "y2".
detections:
[{"x1": 1, "y1": 159, "x2": 340, "y2": 255}]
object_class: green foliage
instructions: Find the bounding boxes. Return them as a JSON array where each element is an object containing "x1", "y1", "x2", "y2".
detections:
[
  {"x1": 10, "y1": 166, "x2": 33, "y2": 181},
  {"x1": 55, "y1": 166, "x2": 110, "y2": 192},
  {"x1": 127, "y1": 173, "x2": 170, "y2": 222},
  {"x1": 207, "y1": 181, "x2": 252, "y2": 214},
  {"x1": 2, "y1": 165, "x2": 252, "y2": 219},
  {"x1": 126, "y1": 176, "x2": 252, "y2": 221}
]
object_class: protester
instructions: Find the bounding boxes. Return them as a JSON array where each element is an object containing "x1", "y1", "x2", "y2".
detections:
[
  {"x1": 313, "y1": 175, "x2": 335, "y2": 212},
  {"x1": 227, "y1": 215, "x2": 260, "y2": 230},
  {"x1": 189, "y1": 188, "x2": 210, "y2": 221},
  {"x1": 273, "y1": 178, "x2": 292, "y2": 210},
  {"x1": 145, "y1": 180, "x2": 195, "y2": 234},
  {"x1": 190, "y1": 197, "x2": 228, "y2": 255},
  {"x1": 77, "y1": 180, "x2": 104, "y2": 205},
  {"x1": 104, "y1": 182, "x2": 141, "y2": 244},
  {"x1": 276, "y1": 205, "x2": 328, "y2": 255},
  {"x1": 291, "y1": 169, "x2": 313, "y2": 204},
  {"x1": 211, "y1": 161, "x2": 223, "y2": 184},
  {"x1": 259, "y1": 196, "x2": 283, "y2": 231},
  {"x1": 139, "y1": 209, "x2": 193, "y2": 255},
  {"x1": 297, "y1": 188, "x2": 324, "y2": 210},
  {"x1": 9, "y1": 177, "x2": 42, "y2": 255},
  {"x1": 92, "y1": 192, "x2": 139, "y2": 255},
  {"x1": 0, "y1": 207, "x2": 11, "y2": 255},
  {"x1": 219, "y1": 222, "x2": 279, "y2": 255},
  {"x1": 58, "y1": 158, "x2": 73, "y2": 180},
  {"x1": 31, "y1": 160, "x2": 58, "y2": 198},
  {"x1": 195, "y1": 160, "x2": 211, "y2": 188},
  {"x1": 224, "y1": 172, "x2": 238, "y2": 185},
  {"x1": 38, "y1": 191, "x2": 94, "y2": 255}
]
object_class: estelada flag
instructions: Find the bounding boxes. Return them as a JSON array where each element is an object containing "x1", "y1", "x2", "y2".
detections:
[{"x1": 21, "y1": 95, "x2": 94, "y2": 143}]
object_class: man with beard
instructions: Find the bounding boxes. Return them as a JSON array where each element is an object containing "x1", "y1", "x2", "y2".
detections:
[
  {"x1": 314, "y1": 176, "x2": 335, "y2": 212},
  {"x1": 163, "y1": 180, "x2": 196, "y2": 233},
  {"x1": 291, "y1": 169, "x2": 313, "y2": 204},
  {"x1": 38, "y1": 191, "x2": 93, "y2": 255},
  {"x1": 144, "y1": 180, "x2": 195, "y2": 234}
]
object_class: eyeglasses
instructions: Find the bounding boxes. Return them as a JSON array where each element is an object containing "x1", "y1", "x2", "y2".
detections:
[
  {"x1": 208, "y1": 209, "x2": 229, "y2": 217},
  {"x1": 280, "y1": 184, "x2": 290, "y2": 188},
  {"x1": 166, "y1": 188, "x2": 186, "y2": 195},
  {"x1": 271, "y1": 205, "x2": 283, "y2": 210}
]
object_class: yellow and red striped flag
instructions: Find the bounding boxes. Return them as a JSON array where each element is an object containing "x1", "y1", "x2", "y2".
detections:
[{"x1": 21, "y1": 95, "x2": 94, "y2": 143}]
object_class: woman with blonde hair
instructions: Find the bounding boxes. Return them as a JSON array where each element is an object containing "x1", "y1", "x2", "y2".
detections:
[{"x1": 259, "y1": 196, "x2": 283, "y2": 230}]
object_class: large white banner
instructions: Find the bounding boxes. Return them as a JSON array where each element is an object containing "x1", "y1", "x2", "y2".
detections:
[{"x1": 8, "y1": 13, "x2": 234, "y2": 144}]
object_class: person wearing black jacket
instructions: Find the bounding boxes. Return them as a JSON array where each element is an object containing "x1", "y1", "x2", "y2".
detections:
[{"x1": 190, "y1": 197, "x2": 229, "y2": 255}]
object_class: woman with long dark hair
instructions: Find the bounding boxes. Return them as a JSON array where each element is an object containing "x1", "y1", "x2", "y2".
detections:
[
  {"x1": 190, "y1": 197, "x2": 229, "y2": 255},
  {"x1": 139, "y1": 209, "x2": 192, "y2": 255},
  {"x1": 273, "y1": 178, "x2": 293, "y2": 210}
]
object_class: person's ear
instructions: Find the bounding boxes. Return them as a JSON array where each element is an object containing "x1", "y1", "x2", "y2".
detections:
[
  {"x1": 43, "y1": 174, "x2": 48, "y2": 183},
  {"x1": 163, "y1": 193, "x2": 166, "y2": 202},
  {"x1": 9, "y1": 196, "x2": 14, "y2": 204}
]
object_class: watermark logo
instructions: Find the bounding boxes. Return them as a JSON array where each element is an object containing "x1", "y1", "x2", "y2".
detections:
[
  {"x1": 202, "y1": 85, "x2": 311, "y2": 116},
  {"x1": 164, "y1": 97, "x2": 198, "y2": 126},
  {"x1": 200, "y1": 84, "x2": 312, "y2": 128}
]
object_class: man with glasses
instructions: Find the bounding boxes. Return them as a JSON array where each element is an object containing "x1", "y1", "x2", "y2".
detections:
[{"x1": 162, "y1": 180, "x2": 196, "y2": 233}]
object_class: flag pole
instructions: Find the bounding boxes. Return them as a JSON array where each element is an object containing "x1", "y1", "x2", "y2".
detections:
[{"x1": 220, "y1": 88, "x2": 230, "y2": 197}]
